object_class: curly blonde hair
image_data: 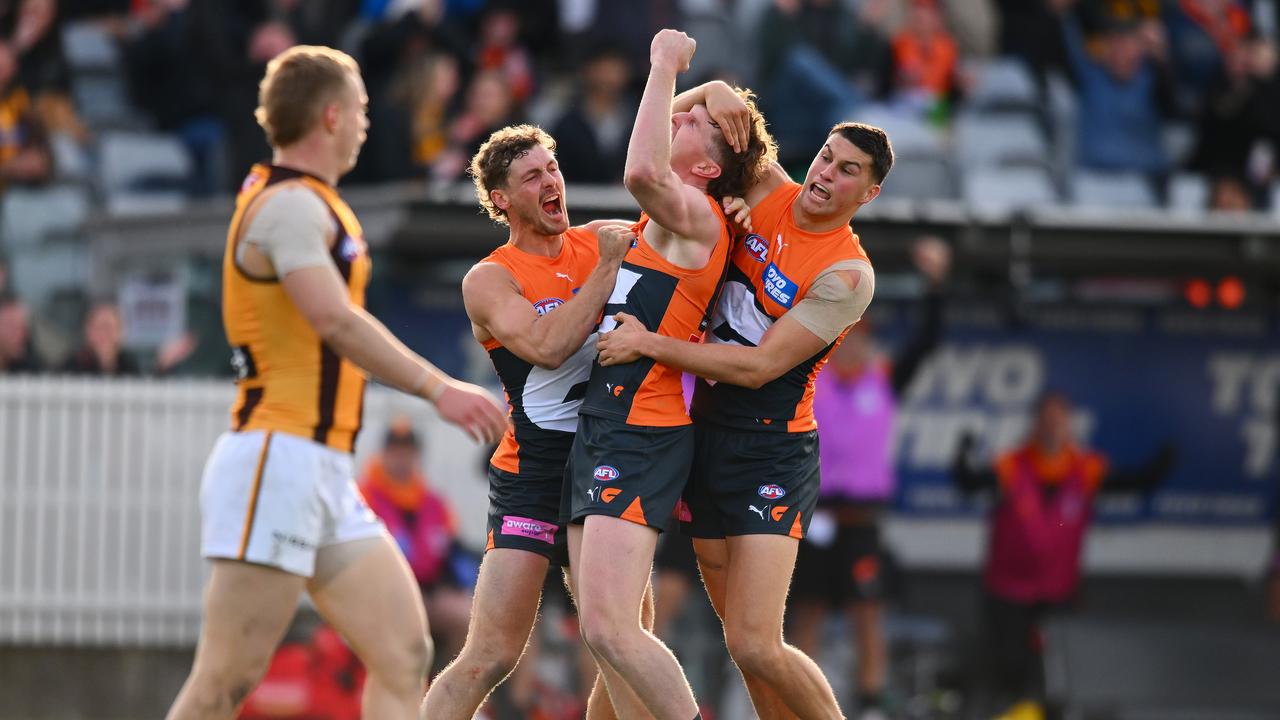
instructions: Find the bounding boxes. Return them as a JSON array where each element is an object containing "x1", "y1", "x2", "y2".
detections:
[{"x1": 469, "y1": 125, "x2": 557, "y2": 225}]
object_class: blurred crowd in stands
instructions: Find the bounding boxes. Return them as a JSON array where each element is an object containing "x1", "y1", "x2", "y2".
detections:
[
  {"x1": 0, "y1": 0, "x2": 1276, "y2": 205},
  {"x1": 0, "y1": 0, "x2": 1277, "y2": 375}
]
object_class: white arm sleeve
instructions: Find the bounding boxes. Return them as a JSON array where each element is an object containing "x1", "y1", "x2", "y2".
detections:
[
  {"x1": 786, "y1": 259, "x2": 876, "y2": 344},
  {"x1": 238, "y1": 185, "x2": 335, "y2": 276}
]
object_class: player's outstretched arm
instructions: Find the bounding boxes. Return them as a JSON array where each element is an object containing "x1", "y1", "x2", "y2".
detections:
[
  {"x1": 282, "y1": 265, "x2": 508, "y2": 443},
  {"x1": 623, "y1": 29, "x2": 723, "y2": 243},
  {"x1": 598, "y1": 261, "x2": 874, "y2": 388},
  {"x1": 462, "y1": 224, "x2": 633, "y2": 370}
]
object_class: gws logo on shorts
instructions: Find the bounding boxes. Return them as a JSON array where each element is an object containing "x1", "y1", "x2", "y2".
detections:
[
  {"x1": 594, "y1": 465, "x2": 620, "y2": 482},
  {"x1": 338, "y1": 234, "x2": 367, "y2": 262},
  {"x1": 763, "y1": 263, "x2": 799, "y2": 308},
  {"x1": 533, "y1": 298, "x2": 565, "y2": 315},
  {"x1": 743, "y1": 234, "x2": 770, "y2": 263},
  {"x1": 771, "y1": 505, "x2": 790, "y2": 521},
  {"x1": 757, "y1": 484, "x2": 786, "y2": 500}
]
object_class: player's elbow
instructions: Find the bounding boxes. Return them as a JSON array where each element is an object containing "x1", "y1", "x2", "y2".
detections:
[
  {"x1": 311, "y1": 304, "x2": 355, "y2": 344},
  {"x1": 739, "y1": 359, "x2": 783, "y2": 390},
  {"x1": 623, "y1": 164, "x2": 664, "y2": 194},
  {"x1": 531, "y1": 352, "x2": 566, "y2": 371}
]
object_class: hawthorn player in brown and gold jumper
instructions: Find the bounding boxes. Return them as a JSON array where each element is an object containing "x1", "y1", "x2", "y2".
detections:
[{"x1": 167, "y1": 46, "x2": 506, "y2": 720}]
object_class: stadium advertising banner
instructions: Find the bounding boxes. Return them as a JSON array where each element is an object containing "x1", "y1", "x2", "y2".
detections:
[
  {"x1": 883, "y1": 303, "x2": 1279, "y2": 525},
  {"x1": 389, "y1": 292, "x2": 1278, "y2": 526}
]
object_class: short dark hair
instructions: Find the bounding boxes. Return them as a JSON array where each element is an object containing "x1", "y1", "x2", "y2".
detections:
[
  {"x1": 469, "y1": 124, "x2": 557, "y2": 225},
  {"x1": 705, "y1": 88, "x2": 778, "y2": 201},
  {"x1": 829, "y1": 122, "x2": 893, "y2": 184}
]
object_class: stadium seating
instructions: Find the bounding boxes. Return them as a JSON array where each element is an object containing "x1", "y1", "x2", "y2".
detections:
[
  {"x1": 962, "y1": 166, "x2": 1059, "y2": 214},
  {"x1": 1070, "y1": 170, "x2": 1158, "y2": 210}
]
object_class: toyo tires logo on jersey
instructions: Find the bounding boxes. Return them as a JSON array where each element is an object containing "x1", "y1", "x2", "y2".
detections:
[
  {"x1": 594, "y1": 465, "x2": 620, "y2": 482},
  {"x1": 533, "y1": 298, "x2": 565, "y2": 315},
  {"x1": 743, "y1": 234, "x2": 769, "y2": 263},
  {"x1": 757, "y1": 484, "x2": 786, "y2": 500},
  {"x1": 763, "y1": 263, "x2": 798, "y2": 308}
]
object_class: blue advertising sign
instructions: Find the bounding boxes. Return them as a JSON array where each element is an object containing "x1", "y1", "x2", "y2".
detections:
[{"x1": 876, "y1": 303, "x2": 1279, "y2": 525}]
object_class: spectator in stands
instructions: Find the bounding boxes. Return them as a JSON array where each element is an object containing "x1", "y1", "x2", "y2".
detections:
[
  {"x1": 885, "y1": 0, "x2": 998, "y2": 58},
  {"x1": 359, "y1": 419, "x2": 473, "y2": 666},
  {"x1": 1188, "y1": 34, "x2": 1280, "y2": 203},
  {"x1": 1208, "y1": 174, "x2": 1254, "y2": 211},
  {"x1": 790, "y1": 237, "x2": 950, "y2": 720},
  {"x1": 358, "y1": 0, "x2": 468, "y2": 106},
  {"x1": 429, "y1": 69, "x2": 518, "y2": 181},
  {"x1": 994, "y1": 0, "x2": 1072, "y2": 84},
  {"x1": 952, "y1": 391, "x2": 1175, "y2": 720},
  {"x1": 0, "y1": 295, "x2": 41, "y2": 372},
  {"x1": 756, "y1": 0, "x2": 891, "y2": 165},
  {"x1": 364, "y1": 52, "x2": 461, "y2": 180},
  {"x1": 1165, "y1": 0, "x2": 1252, "y2": 104},
  {"x1": 1079, "y1": 0, "x2": 1160, "y2": 31},
  {"x1": 473, "y1": 4, "x2": 533, "y2": 104},
  {"x1": 61, "y1": 301, "x2": 141, "y2": 376},
  {"x1": 0, "y1": 40, "x2": 51, "y2": 189},
  {"x1": 1, "y1": 0, "x2": 63, "y2": 95},
  {"x1": 550, "y1": 44, "x2": 636, "y2": 185},
  {"x1": 1060, "y1": 2, "x2": 1177, "y2": 183},
  {"x1": 890, "y1": 0, "x2": 962, "y2": 117}
]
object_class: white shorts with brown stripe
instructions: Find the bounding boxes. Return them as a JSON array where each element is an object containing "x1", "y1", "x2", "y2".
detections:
[{"x1": 199, "y1": 429, "x2": 385, "y2": 577}]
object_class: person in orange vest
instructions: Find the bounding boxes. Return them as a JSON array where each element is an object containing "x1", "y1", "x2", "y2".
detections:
[
  {"x1": 359, "y1": 419, "x2": 473, "y2": 666},
  {"x1": 953, "y1": 391, "x2": 1174, "y2": 720}
]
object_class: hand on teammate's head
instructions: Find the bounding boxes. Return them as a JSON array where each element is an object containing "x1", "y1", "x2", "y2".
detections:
[{"x1": 705, "y1": 81, "x2": 752, "y2": 153}]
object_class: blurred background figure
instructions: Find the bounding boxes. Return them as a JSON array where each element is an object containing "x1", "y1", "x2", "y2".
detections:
[
  {"x1": 756, "y1": 0, "x2": 891, "y2": 168},
  {"x1": 358, "y1": 417, "x2": 474, "y2": 668},
  {"x1": 1059, "y1": 1, "x2": 1176, "y2": 186},
  {"x1": 790, "y1": 236, "x2": 950, "y2": 720},
  {"x1": 889, "y1": 0, "x2": 962, "y2": 118},
  {"x1": 0, "y1": 37, "x2": 51, "y2": 190},
  {"x1": 0, "y1": 295, "x2": 40, "y2": 372},
  {"x1": 550, "y1": 43, "x2": 636, "y2": 185},
  {"x1": 953, "y1": 392, "x2": 1176, "y2": 720},
  {"x1": 60, "y1": 301, "x2": 140, "y2": 376}
]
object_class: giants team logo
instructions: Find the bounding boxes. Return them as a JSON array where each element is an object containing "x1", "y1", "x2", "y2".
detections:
[
  {"x1": 743, "y1": 234, "x2": 769, "y2": 263},
  {"x1": 533, "y1": 298, "x2": 565, "y2": 315},
  {"x1": 757, "y1": 484, "x2": 786, "y2": 500},
  {"x1": 593, "y1": 465, "x2": 620, "y2": 482},
  {"x1": 338, "y1": 234, "x2": 366, "y2": 261}
]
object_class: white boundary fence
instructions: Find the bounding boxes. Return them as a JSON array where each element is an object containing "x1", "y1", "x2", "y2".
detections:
[{"x1": 0, "y1": 377, "x2": 489, "y2": 647}]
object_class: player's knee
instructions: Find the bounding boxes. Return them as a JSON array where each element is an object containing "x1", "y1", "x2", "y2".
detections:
[
  {"x1": 188, "y1": 654, "x2": 274, "y2": 713},
  {"x1": 463, "y1": 634, "x2": 526, "y2": 687},
  {"x1": 724, "y1": 624, "x2": 784, "y2": 677},
  {"x1": 368, "y1": 631, "x2": 432, "y2": 694},
  {"x1": 578, "y1": 608, "x2": 630, "y2": 666}
]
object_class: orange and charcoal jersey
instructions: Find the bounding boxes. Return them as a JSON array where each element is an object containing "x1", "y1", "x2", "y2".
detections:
[
  {"x1": 482, "y1": 227, "x2": 603, "y2": 475},
  {"x1": 692, "y1": 180, "x2": 871, "y2": 432},
  {"x1": 223, "y1": 164, "x2": 371, "y2": 453},
  {"x1": 579, "y1": 197, "x2": 732, "y2": 427}
]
